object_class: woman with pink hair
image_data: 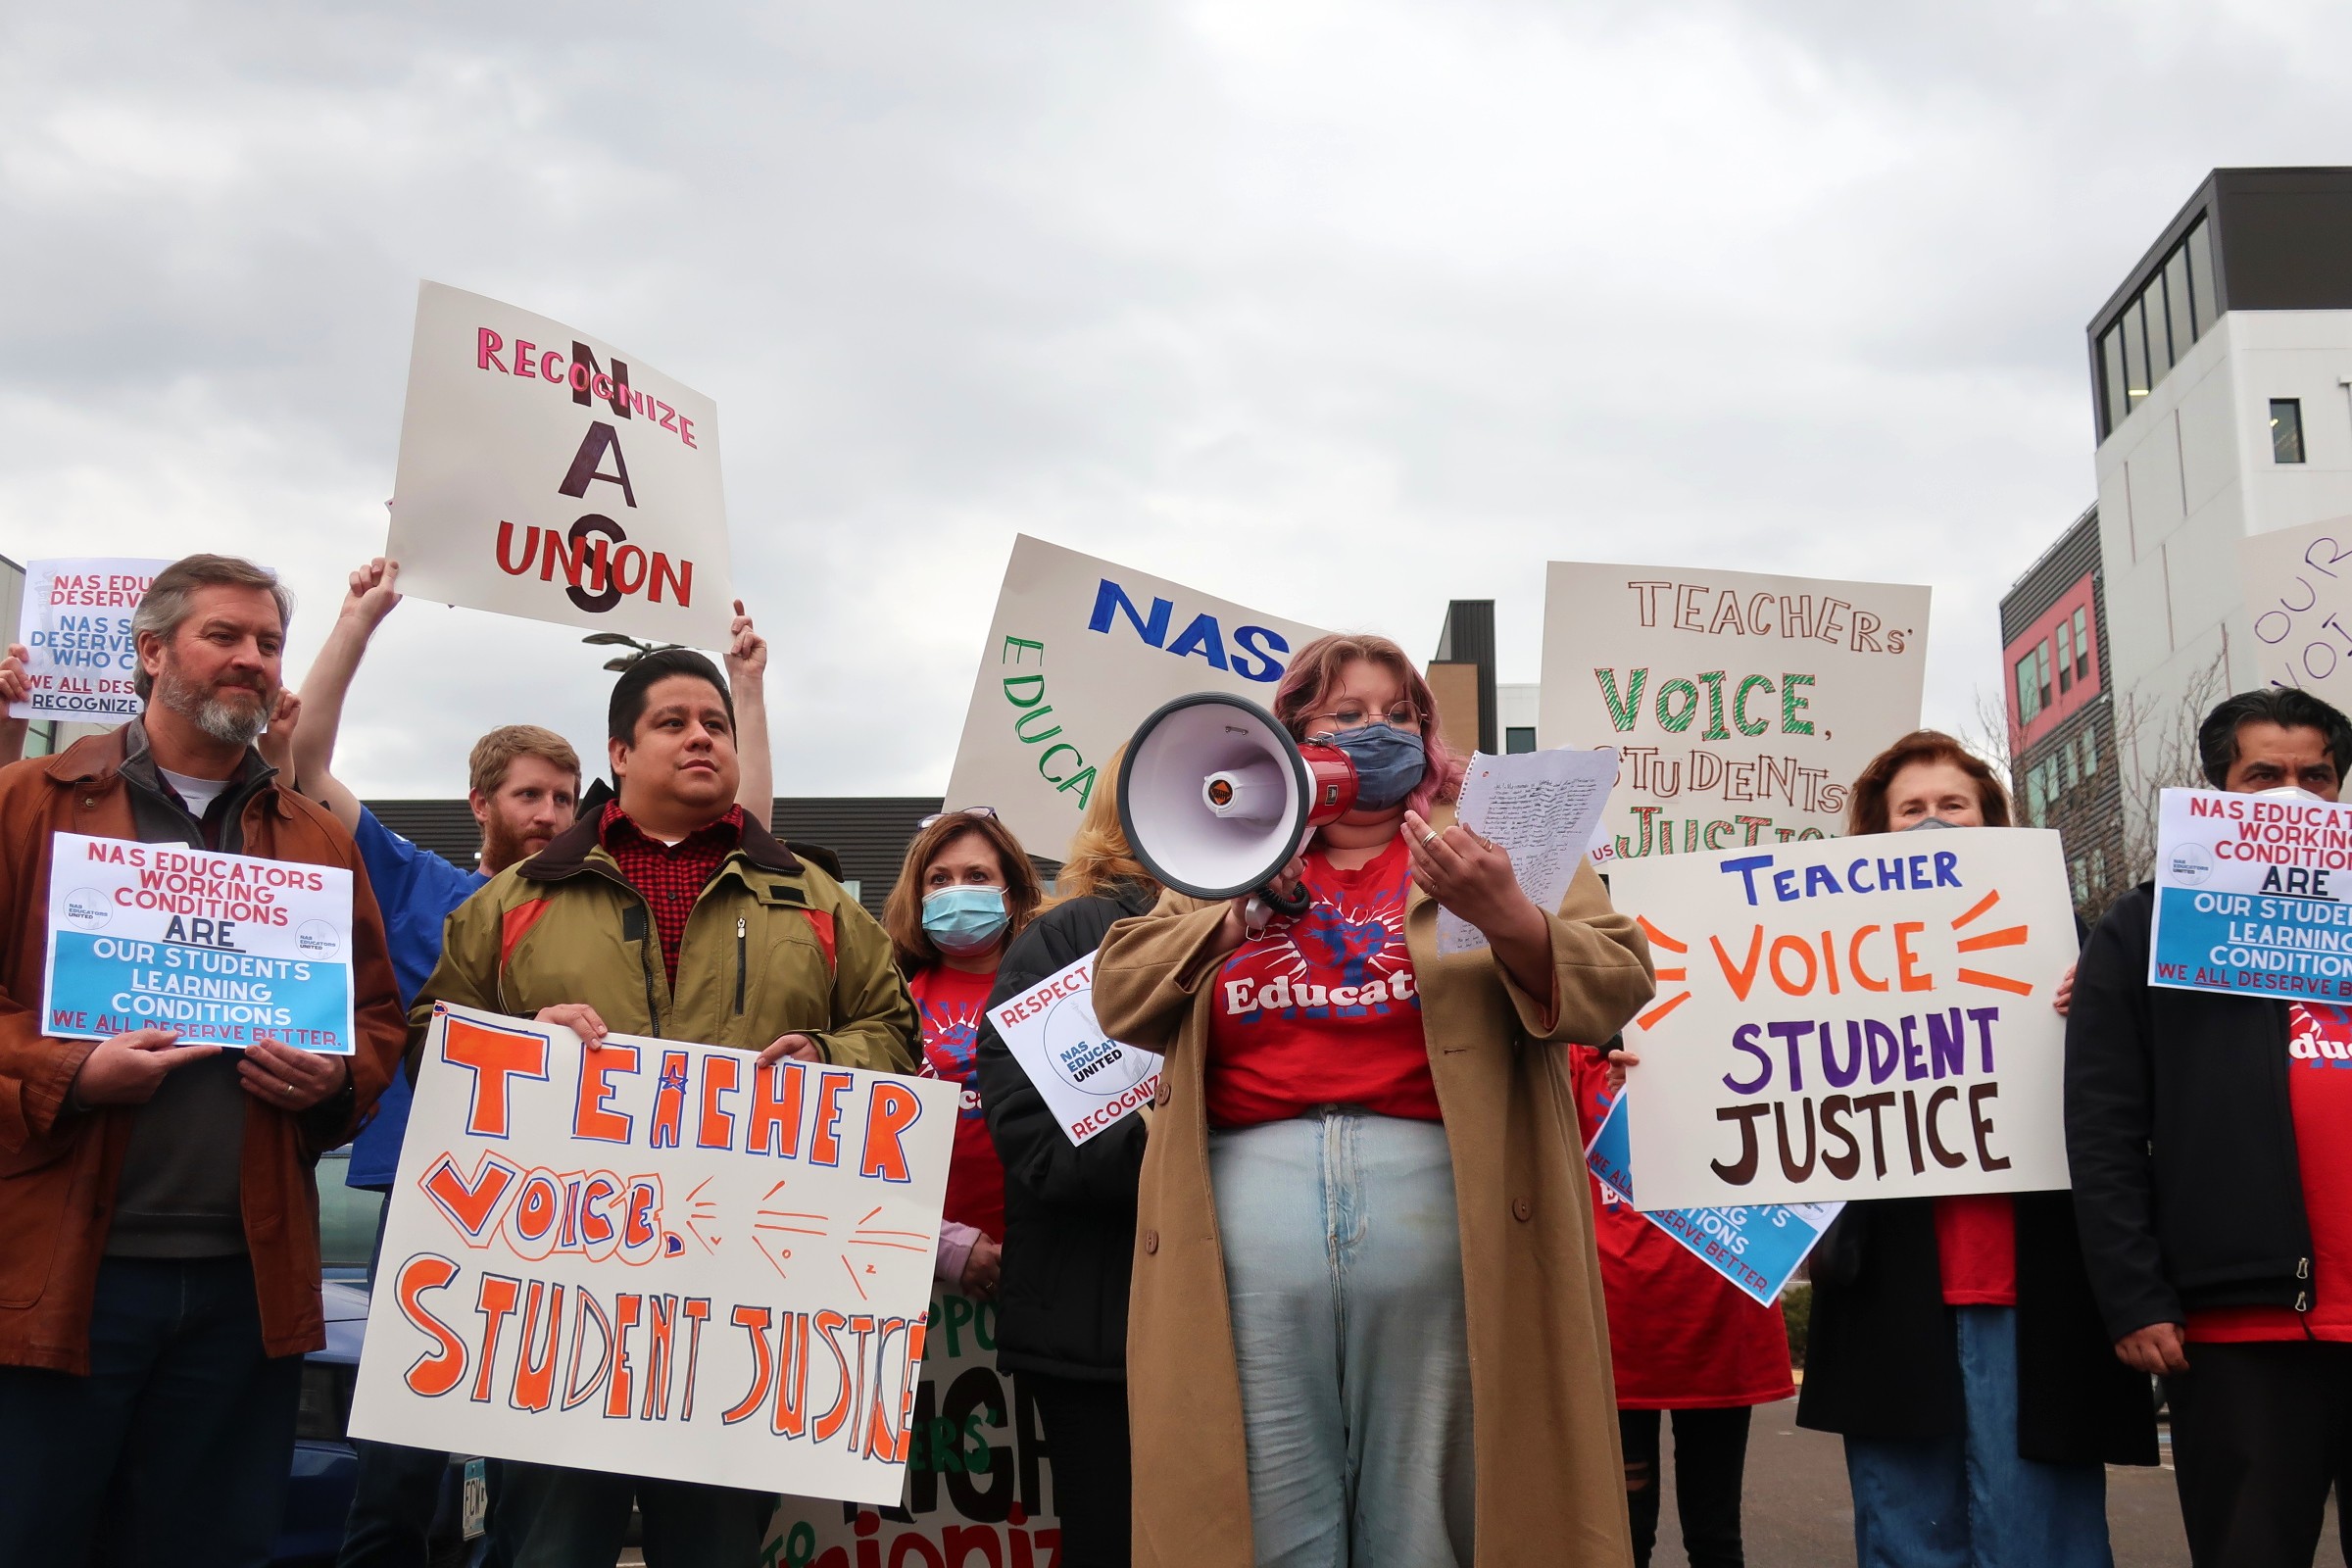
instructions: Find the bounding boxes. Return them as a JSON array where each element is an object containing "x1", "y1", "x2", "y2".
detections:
[{"x1": 1095, "y1": 632, "x2": 1655, "y2": 1567}]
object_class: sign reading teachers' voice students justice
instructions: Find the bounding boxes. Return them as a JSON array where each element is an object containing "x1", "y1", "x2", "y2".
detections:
[
  {"x1": 387, "y1": 282, "x2": 736, "y2": 650},
  {"x1": 2149, "y1": 787, "x2": 2352, "y2": 1001},
  {"x1": 944, "y1": 536, "x2": 1324, "y2": 858},
  {"x1": 9, "y1": 558, "x2": 171, "y2": 721},
  {"x1": 348, "y1": 1004, "x2": 957, "y2": 1505},
  {"x1": 1538, "y1": 564, "x2": 1930, "y2": 860},
  {"x1": 41, "y1": 833, "x2": 357, "y2": 1054},
  {"x1": 1612, "y1": 828, "x2": 2076, "y2": 1211}
]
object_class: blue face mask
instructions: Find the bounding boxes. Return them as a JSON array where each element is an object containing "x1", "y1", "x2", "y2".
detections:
[
  {"x1": 923, "y1": 886, "x2": 1009, "y2": 955},
  {"x1": 1325, "y1": 724, "x2": 1429, "y2": 811}
]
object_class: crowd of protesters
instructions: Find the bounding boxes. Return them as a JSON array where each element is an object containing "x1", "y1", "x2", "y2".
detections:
[{"x1": 4, "y1": 553, "x2": 2351, "y2": 1568}]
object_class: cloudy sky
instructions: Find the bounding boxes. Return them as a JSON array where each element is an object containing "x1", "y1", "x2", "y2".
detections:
[{"x1": 4, "y1": 1, "x2": 2342, "y2": 801}]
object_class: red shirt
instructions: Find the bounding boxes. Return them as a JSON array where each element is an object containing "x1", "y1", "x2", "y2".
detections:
[
  {"x1": 599, "y1": 803, "x2": 745, "y2": 986},
  {"x1": 1205, "y1": 835, "x2": 1438, "y2": 1128},
  {"x1": 910, "y1": 963, "x2": 1006, "y2": 1242},
  {"x1": 1933, "y1": 1196, "x2": 2019, "y2": 1306},
  {"x1": 1570, "y1": 1054, "x2": 1793, "y2": 1408},
  {"x1": 2190, "y1": 1003, "x2": 2352, "y2": 1344}
]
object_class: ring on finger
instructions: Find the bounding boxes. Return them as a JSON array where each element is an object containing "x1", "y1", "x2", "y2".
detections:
[{"x1": 1419, "y1": 828, "x2": 1443, "y2": 849}]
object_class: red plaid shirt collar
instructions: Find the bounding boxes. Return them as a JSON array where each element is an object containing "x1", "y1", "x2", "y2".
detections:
[{"x1": 598, "y1": 802, "x2": 745, "y2": 985}]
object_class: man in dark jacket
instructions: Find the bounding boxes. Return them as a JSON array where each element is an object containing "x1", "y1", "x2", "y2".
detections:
[
  {"x1": 976, "y1": 875, "x2": 1158, "y2": 1568},
  {"x1": 2069, "y1": 686, "x2": 2352, "y2": 1567}
]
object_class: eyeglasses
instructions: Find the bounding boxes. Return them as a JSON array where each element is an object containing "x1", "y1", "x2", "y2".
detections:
[
  {"x1": 918, "y1": 806, "x2": 999, "y2": 830},
  {"x1": 1304, "y1": 702, "x2": 1422, "y2": 737}
]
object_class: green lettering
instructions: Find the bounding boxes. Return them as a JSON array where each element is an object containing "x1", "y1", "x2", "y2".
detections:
[
  {"x1": 1782, "y1": 673, "x2": 1816, "y2": 735},
  {"x1": 1656, "y1": 678, "x2": 1699, "y2": 734},
  {"x1": 1733, "y1": 674, "x2": 1775, "y2": 737},
  {"x1": 1593, "y1": 667, "x2": 1647, "y2": 732},
  {"x1": 1697, "y1": 671, "x2": 1730, "y2": 740},
  {"x1": 1002, "y1": 673, "x2": 1046, "y2": 708}
]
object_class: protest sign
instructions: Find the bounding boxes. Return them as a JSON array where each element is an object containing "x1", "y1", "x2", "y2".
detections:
[
  {"x1": 9, "y1": 557, "x2": 171, "y2": 721},
  {"x1": 1584, "y1": 1089, "x2": 1838, "y2": 1306},
  {"x1": 944, "y1": 536, "x2": 1324, "y2": 858},
  {"x1": 1435, "y1": 746, "x2": 1616, "y2": 955},
  {"x1": 2239, "y1": 514, "x2": 2352, "y2": 713},
  {"x1": 766, "y1": 1290, "x2": 1061, "y2": 1568},
  {"x1": 348, "y1": 1004, "x2": 956, "y2": 1504},
  {"x1": 2149, "y1": 786, "x2": 2352, "y2": 1001},
  {"x1": 40, "y1": 833, "x2": 356, "y2": 1053},
  {"x1": 1537, "y1": 564, "x2": 1930, "y2": 860},
  {"x1": 989, "y1": 953, "x2": 1160, "y2": 1147},
  {"x1": 1611, "y1": 827, "x2": 2076, "y2": 1210},
  {"x1": 387, "y1": 281, "x2": 735, "y2": 649}
]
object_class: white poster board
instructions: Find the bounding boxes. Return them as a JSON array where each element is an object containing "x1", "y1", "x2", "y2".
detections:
[
  {"x1": 1538, "y1": 564, "x2": 1930, "y2": 860},
  {"x1": 2239, "y1": 515, "x2": 2352, "y2": 711},
  {"x1": 9, "y1": 558, "x2": 171, "y2": 721},
  {"x1": 766, "y1": 1290, "x2": 1062, "y2": 1567},
  {"x1": 1611, "y1": 828, "x2": 2076, "y2": 1210},
  {"x1": 387, "y1": 282, "x2": 735, "y2": 649},
  {"x1": 944, "y1": 536, "x2": 1324, "y2": 859},
  {"x1": 1435, "y1": 746, "x2": 1616, "y2": 955},
  {"x1": 2149, "y1": 786, "x2": 2352, "y2": 1002},
  {"x1": 349, "y1": 1004, "x2": 956, "y2": 1504},
  {"x1": 989, "y1": 953, "x2": 1161, "y2": 1147},
  {"x1": 41, "y1": 833, "x2": 357, "y2": 1054}
]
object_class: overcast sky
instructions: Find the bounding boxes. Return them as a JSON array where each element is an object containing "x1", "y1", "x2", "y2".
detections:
[{"x1": 4, "y1": 1, "x2": 2344, "y2": 804}]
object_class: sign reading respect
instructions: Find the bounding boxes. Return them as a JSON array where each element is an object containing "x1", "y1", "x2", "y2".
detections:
[
  {"x1": 1612, "y1": 828, "x2": 2076, "y2": 1210},
  {"x1": 2150, "y1": 786, "x2": 2352, "y2": 1001},
  {"x1": 349, "y1": 1004, "x2": 957, "y2": 1505},
  {"x1": 989, "y1": 953, "x2": 1160, "y2": 1148},
  {"x1": 41, "y1": 832, "x2": 356, "y2": 1054}
]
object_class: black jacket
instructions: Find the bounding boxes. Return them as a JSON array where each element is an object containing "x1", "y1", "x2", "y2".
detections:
[
  {"x1": 2066, "y1": 882, "x2": 2312, "y2": 1339},
  {"x1": 975, "y1": 882, "x2": 1158, "y2": 1382},
  {"x1": 1794, "y1": 1194, "x2": 2156, "y2": 1464}
]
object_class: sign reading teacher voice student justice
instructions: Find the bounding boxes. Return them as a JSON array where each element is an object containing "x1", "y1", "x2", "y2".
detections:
[
  {"x1": 2150, "y1": 786, "x2": 2352, "y2": 1001},
  {"x1": 41, "y1": 833, "x2": 358, "y2": 1054},
  {"x1": 1612, "y1": 828, "x2": 2076, "y2": 1211}
]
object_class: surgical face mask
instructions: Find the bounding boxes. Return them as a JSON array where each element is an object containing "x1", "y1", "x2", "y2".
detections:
[
  {"x1": 923, "y1": 885, "x2": 1009, "y2": 955},
  {"x1": 1900, "y1": 816, "x2": 1959, "y2": 831},
  {"x1": 1326, "y1": 723, "x2": 1428, "y2": 811}
]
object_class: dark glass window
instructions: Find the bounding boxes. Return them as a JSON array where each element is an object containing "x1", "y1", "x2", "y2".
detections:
[
  {"x1": 2015, "y1": 652, "x2": 2042, "y2": 723},
  {"x1": 2144, "y1": 277, "x2": 2174, "y2": 376},
  {"x1": 1504, "y1": 727, "x2": 1536, "y2": 755},
  {"x1": 2123, "y1": 297, "x2": 2151, "y2": 413},
  {"x1": 2166, "y1": 248, "x2": 2196, "y2": 368},
  {"x1": 2273, "y1": 399, "x2": 2307, "y2": 464},
  {"x1": 2187, "y1": 219, "x2": 2218, "y2": 334},
  {"x1": 2072, "y1": 607, "x2": 2091, "y2": 678},
  {"x1": 2056, "y1": 619, "x2": 2075, "y2": 695},
  {"x1": 2101, "y1": 328, "x2": 2129, "y2": 437}
]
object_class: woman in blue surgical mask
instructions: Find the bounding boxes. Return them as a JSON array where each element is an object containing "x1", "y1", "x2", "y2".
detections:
[{"x1": 883, "y1": 808, "x2": 1044, "y2": 1298}]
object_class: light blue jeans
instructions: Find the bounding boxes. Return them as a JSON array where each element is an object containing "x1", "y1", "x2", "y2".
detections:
[
  {"x1": 1844, "y1": 1305, "x2": 2112, "y2": 1568},
  {"x1": 1208, "y1": 1110, "x2": 1475, "y2": 1568}
]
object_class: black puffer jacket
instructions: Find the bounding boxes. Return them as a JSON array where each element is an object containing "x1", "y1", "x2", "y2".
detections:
[{"x1": 975, "y1": 881, "x2": 1158, "y2": 1381}]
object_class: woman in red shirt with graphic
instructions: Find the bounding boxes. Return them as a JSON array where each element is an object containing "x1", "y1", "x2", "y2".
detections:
[
  {"x1": 1570, "y1": 1049, "x2": 1791, "y2": 1568},
  {"x1": 883, "y1": 808, "x2": 1044, "y2": 1298}
]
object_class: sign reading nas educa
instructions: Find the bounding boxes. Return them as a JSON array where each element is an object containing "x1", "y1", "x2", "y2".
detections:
[{"x1": 943, "y1": 536, "x2": 1323, "y2": 858}]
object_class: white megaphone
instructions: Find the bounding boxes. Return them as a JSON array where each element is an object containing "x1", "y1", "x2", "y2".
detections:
[{"x1": 1118, "y1": 692, "x2": 1359, "y2": 915}]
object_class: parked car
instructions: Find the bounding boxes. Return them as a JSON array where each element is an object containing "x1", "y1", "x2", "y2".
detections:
[{"x1": 271, "y1": 1147, "x2": 488, "y2": 1568}]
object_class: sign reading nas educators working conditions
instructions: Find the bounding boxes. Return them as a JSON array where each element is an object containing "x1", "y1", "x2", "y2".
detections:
[
  {"x1": 387, "y1": 281, "x2": 737, "y2": 650},
  {"x1": 1538, "y1": 564, "x2": 1929, "y2": 860},
  {"x1": 1611, "y1": 828, "x2": 2075, "y2": 1211},
  {"x1": 349, "y1": 1004, "x2": 957, "y2": 1505},
  {"x1": 41, "y1": 833, "x2": 357, "y2": 1054},
  {"x1": 2150, "y1": 787, "x2": 2352, "y2": 1001},
  {"x1": 943, "y1": 536, "x2": 1323, "y2": 858}
]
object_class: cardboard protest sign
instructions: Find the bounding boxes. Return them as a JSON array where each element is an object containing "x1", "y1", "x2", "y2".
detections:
[
  {"x1": 41, "y1": 833, "x2": 356, "y2": 1053},
  {"x1": 2149, "y1": 786, "x2": 2352, "y2": 1001},
  {"x1": 944, "y1": 536, "x2": 1324, "y2": 860},
  {"x1": 990, "y1": 953, "x2": 1160, "y2": 1147},
  {"x1": 1611, "y1": 828, "x2": 2076, "y2": 1210},
  {"x1": 387, "y1": 282, "x2": 735, "y2": 649},
  {"x1": 1585, "y1": 1090, "x2": 1838, "y2": 1306},
  {"x1": 2239, "y1": 515, "x2": 2352, "y2": 712},
  {"x1": 9, "y1": 558, "x2": 171, "y2": 721},
  {"x1": 348, "y1": 1004, "x2": 956, "y2": 1504},
  {"x1": 1537, "y1": 564, "x2": 1930, "y2": 860},
  {"x1": 766, "y1": 1290, "x2": 1060, "y2": 1568}
]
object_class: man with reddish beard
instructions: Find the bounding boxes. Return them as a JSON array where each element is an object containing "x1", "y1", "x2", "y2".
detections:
[{"x1": 0, "y1": 554, "x2": 405, "y2": 1564}]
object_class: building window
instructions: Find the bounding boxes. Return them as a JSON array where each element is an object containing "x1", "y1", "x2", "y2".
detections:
[
  {"x1": 21, "y1": 720, "x2": 58, "y2": 758},
  {"x1": 2098, "y1": 216, "x2": 2216, "y2": 438},
  {"x1": 841, "y1": 879, "x2": 862, "y2": 904},
  {"x1": 2056, "y1": 618, "x2": 2075, "y2": 696},
  {"x1": 2070, "y1": 855, "x2": 2088, "y2": 904},
  {"x1": 2016, "y1": 651, "x2": 2043, "y2": 723},
  {"x1": 2079, "y1": 725, "x2": 2097, "y2": 778},
  {"x1": 2187, "y1": 219, "x2": 2217, "y2": 336},
  {"x1": 2122, "y1": 297, "x2": 2151, "y2": 417},
  {"x1": 2071, "y1": 606, "x2": 2091, "y2": 680},
  {"x1": 2101, "y1": 327, "x2": 2129, "y2": 439},
  {"x1": 1504, "y1": 726, "x2": 1537, "y2": 755},
  {"x1": 2273, "y1": 399, "x2": 2307, "y2": 464}
]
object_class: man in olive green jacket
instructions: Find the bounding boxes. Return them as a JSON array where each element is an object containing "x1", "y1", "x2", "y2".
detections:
[{"x1": 408, "y1": 648, "x2": 917, "y2": 1568}]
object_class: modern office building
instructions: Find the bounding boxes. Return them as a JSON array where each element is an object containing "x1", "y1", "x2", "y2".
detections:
[
  {"x1": 2000, "y1": 506, "x2": 2126, "y2": 917},
  {"x1": 2089, "y1": 168, "x2": 2352, "y2": 854}
]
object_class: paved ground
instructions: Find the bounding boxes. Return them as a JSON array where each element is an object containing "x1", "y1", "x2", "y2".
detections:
[{"x1": 1649, "y1": 1399, "x2": 2348, "y2": 1567}]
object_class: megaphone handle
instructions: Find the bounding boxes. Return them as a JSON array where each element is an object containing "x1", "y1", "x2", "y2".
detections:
[{"x1": 1259, "y1": 881, "x2": 1312, "y2": 919}]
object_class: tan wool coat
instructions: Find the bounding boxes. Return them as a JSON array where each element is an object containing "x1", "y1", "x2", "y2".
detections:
[{"x1": 1093, "y1": 827, "x2": 1658, "y2": 1568}]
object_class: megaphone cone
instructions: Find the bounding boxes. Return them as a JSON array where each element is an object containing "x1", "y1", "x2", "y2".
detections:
[{"x1": 1118, "y1": 692, "x2": 1358, "y2": 903}]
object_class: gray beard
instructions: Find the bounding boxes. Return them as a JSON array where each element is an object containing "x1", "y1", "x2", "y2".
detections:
[{"x1": 156, "y1": 667, "x2": 271, "y2": 749}]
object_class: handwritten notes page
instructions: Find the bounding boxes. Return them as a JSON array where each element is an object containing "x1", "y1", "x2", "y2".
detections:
[{"x1": 1436, "y1": 747, "x2": 1618, "y2": 956}]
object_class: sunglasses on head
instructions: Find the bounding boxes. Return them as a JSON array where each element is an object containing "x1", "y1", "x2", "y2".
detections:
[{"x1": 918, "y1": 806, "x2": 999, "y2": 830}]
